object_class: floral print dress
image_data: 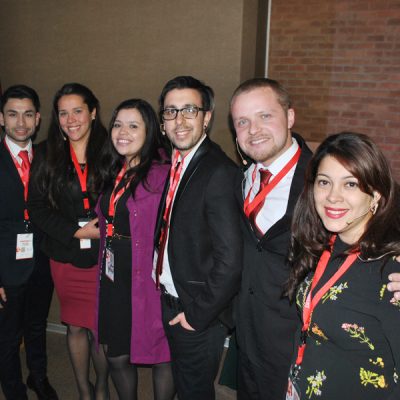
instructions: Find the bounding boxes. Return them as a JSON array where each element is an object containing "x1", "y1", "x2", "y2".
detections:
[{"x1": 292, "y1": 238, "x2": 400, "y2": 399}]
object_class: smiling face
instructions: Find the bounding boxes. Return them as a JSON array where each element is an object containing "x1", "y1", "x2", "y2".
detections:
[
  {"x1": 163, "y1": 88, "x2": 212, "y2": 157},
  {"x1": 0, "y1": 98, "x2": 40, "y2": 147},
  {"x1": 111, "y1": 108, "x2": 146, "y2": 166},
  {"x1": 57, "y1": 94, "x2": 95, "y2": 145},
  {"x1": 231, "y1": 87, "x2": 294, "y2": 167},
  {"x1": 313, "y1": 155, "x2": 379, "y2": 244}
]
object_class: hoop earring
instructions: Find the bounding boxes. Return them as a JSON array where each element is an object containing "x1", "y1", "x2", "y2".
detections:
[{"x1": 160, "y1": 123, "x2": 166, "y2": 135}]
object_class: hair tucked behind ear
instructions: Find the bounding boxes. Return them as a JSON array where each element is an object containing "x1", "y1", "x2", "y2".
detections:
[{"x1": 285, "y1": 132, "x2": 400, "y2": 301}]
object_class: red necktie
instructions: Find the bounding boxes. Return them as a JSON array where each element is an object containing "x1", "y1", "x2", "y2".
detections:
[
  {"x1": 248, "y1": 169, "x2": 272, "y2": 238},
  {"x1": 156, "y1": 158, "x2": 183, "y2": 288},
  {"x1": 18, "y1": 150, "x2": 30, "y2": 174}
]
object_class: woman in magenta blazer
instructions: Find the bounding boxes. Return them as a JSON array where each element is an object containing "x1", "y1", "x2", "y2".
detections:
[{"x1": 95, "y1": 99, "x2": 174, "y2": 400}]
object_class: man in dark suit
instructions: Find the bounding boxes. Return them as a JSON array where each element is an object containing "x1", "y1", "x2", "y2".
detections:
[
  {"x1": 155, "y1": 76, "x2": 243, "y2": 400},
  {"x1": 0, "y1": 85, "x2": 57, "y2": 400},
  {"x1": 230, "y1": 78, "x2": 313, "y2": 400}
]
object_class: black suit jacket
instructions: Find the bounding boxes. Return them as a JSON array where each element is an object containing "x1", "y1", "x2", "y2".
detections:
[
  {"x1": 236, "y1": 134, "x2": 313, "y2": 374},
  {"x1": 155, "y1": 137, "x2": 243, "y2": 331},
  {"x1": 0, "y1": 141, "x2": 45, "y2": 287},
  {"x1": 27, "y1": 142, "x2": 98, "y2": 268}
]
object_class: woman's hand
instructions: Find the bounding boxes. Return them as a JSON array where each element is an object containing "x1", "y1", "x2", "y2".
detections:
[{"x1": 73, "y1": 218, "x2": 100, "y2": 239}]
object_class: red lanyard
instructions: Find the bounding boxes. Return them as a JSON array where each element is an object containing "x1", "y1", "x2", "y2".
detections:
[
  {"x1": 244, "y1": 146, "x2": 301, "y2": 217},
  {"x1": 155, "y1": 150, "x2": 186, "y2": 288},
  {"x1": 70, "y1": 144, "x2": 90, "y2": 211},
  {"x1": 295, "y1": 236, "x2": 359, "y2": 366},
  {"x1": 4, "y1": 141, "x2": 31, "y2": 221},
  {"x1": 163, "y1": 150, "x2": 186, "y2": 226},
  {"x1": 106, "y1": 163, "x2": 129, "y2": 237}
]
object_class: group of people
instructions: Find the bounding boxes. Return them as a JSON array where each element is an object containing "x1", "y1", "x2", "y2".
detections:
[{"x1": 1, "y1": 75, "x2": 400, "y2": 400}]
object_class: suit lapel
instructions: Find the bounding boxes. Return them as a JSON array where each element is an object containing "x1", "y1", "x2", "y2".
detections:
[
  {"x1": 0, "y1": 141, "x2": 24, "y2": 192},
  {"x1": 172, "y1": 137, "x2": 211, "y2": 210}
]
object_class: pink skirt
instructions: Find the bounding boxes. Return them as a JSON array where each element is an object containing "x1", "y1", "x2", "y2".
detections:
[{"x1": 50, "y1": 259, "x2": 98, "y2": 330}]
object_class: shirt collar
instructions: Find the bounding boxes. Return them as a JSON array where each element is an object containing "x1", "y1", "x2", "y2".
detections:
[
  {"x1": 255, "y1": 137, "x2": 299, "y2": 176},
  {"x1": 173, "y1": 134, "x2": 207, "y2": 169},
  {"x1": 5, "y1": 135, "x2": 32, "y2": 161}
]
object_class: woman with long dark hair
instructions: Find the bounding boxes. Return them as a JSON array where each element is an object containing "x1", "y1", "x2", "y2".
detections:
[
  {"x1": 95, "y1": 98, "x2": 174, "y2": 400},
  {"x1": 28, "y1": 83, "x2": 109, "y2": 399},
  {"x1": 286, "y1": 132, "x2": 400, "y2": 399}
]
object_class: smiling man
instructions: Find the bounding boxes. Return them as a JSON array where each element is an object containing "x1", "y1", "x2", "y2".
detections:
[
  {"x1": 154, "y1": 76, "x2": 242, "y2": 400},
  {"x1": 230, "y1": 78, "x2": 313, "y2": 400},
  {"x1": 0, "y1": 85, "x2": 57, "y2": 400}
]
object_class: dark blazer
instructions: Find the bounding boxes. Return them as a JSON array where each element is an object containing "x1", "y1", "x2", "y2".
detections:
[
  {"x1": 27, "y1": 142, "x2": 98, "y2": 268},
  {"x1": 0, "y1": 141, "x2": 44, "y2": 286},
  {"x1": 236, "y1": 134, "x2": 313, "y2": 381},
  {"x1": 155, "y1": 137, "x2": 243, "y2": 331}
]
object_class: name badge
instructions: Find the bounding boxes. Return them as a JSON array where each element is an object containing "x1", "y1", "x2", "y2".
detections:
[
  {"x1": 105, "y1": 247, "x2": 114, "y2": 282},
  {"x1": 286, "y1": 366, "x2": 301, "y2": 400},
  {"x1": 78, "y1": 219, "x2": 92, "y2": 249},
  {"x1": 16, "y1": 233, "x2": 34, "y2": 260}
]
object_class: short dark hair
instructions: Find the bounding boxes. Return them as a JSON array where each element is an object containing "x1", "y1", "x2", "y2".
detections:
[
  {"x1": 159, "y1": 76, "x2": 214, "y2": 133},
  {"x1": 1, "y1": 84, "x2": 40, "y2": 113},
  {"x1": 231, "y1": 77, "x2": 291, "y2": 113}
]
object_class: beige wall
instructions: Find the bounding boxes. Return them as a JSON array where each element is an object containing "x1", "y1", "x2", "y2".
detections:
[
  {"x1": 0, "y1": 0, "x2": 267, "y2": 160},
  {"x1": 0, "y1": 0, "x2": 268, "y2": 324}
]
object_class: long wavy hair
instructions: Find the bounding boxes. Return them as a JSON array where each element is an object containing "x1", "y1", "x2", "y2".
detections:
[
  {"x1": 286, "y1": 132, "x2": 400, "y2": 300},
  {"x1": 32, "y1": 83, "x2": 108, "y2": 208},
  {"x1": 105, "y1": 98, "x2": 167, "y2": 197}
]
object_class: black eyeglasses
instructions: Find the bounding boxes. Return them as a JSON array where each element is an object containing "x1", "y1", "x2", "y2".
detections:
[{"x1": 161, "y1": 105, "x2": 206, "y2": 121}]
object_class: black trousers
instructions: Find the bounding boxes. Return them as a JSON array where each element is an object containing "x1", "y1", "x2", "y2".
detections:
[
  {"x1": 237, "y1": 348, "x2": 288, "y2": 400},
  {"x1": 161, "y1": 294, "x2": 227, "y2": 400},
  {"x1": 0, "y1": 254, "x2": 53, "y2": 400}
]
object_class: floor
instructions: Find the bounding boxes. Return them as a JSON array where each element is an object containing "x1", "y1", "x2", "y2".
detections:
[{"x1": 3, "y1": 329, "x2": 236, "y2": 400}]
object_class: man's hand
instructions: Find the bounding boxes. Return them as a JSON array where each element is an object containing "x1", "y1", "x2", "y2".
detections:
[
  {"x1": 0, "y1": 287, "x2": 7, "y2": 309},
  {"x1": 388, "y1": 273, "x2": 400, "y2": 301},
  {"x1": 169, "y1": 312, "x2": 195, "y2": 331}
]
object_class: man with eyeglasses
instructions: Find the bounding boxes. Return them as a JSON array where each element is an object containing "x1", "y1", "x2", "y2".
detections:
[{"x1": 154, "y1": 76, "x2": 242, "y2": 400}]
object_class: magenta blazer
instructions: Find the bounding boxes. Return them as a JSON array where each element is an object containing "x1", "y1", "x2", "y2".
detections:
[{"x1": 95, "y1": 161, "x2": 170, "y2": 364}]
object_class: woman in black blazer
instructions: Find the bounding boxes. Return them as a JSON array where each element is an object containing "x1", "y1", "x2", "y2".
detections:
[{"x1": 28, "y1": 83, "x2": 110, "y2": 399}]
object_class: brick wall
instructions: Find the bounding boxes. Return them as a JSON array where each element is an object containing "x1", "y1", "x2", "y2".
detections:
[{"x1": 268, "y1": 0, "x2": 400, "y2": 180}]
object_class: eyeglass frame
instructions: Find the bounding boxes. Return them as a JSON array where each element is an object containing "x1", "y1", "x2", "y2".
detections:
[{"x1": 161, "y1": 105, "x2": 207, "y2": 121}]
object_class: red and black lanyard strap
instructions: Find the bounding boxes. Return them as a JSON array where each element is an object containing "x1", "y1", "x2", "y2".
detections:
[
  {"x1": 70, "y1": 143, "x2": 90, "y2": 212},
  {"x1": 295, "y1": 235, "x2": 359, "y2": 368},
  {"x1": 4, "y1": 141, "x2": 31, "y2": 222},
  {"x1": 106, "y1": 163, "x2": 129, "y2": 238},
  {"x1": 243, "y1": 146, "x2": 301, "y2": 218}
]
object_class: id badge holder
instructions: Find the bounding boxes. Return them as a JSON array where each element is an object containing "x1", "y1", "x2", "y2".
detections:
[
  {"x1": 78, "y1": 218, "x2": 92, "y2": 249},
  {"x1": 105, "y1": 247, "x2": 115, "y2": 282},
  {"x1": 16, "y1": 233, "x2": 34, "y2": 260},
  {"x1": 286, "y1": 365, "x2": 301, "y2": 400}
]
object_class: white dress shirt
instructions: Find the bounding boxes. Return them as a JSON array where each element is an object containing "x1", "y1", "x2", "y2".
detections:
[
  {"x1": 155, "y1": 134, "x2": 207, "y2": 298},
  {"x1": 5, "y1": 135, "x2": 33, "y2": 164},
  {"x1": 243, "y1": 138, "x2": 299, "y2": 235}
]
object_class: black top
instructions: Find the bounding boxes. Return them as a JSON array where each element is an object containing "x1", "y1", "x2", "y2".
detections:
[
  {"x1": 293, "y1": 237, "x2": 400, "y2": 399},
  {"x1": 28, "y1": 143, "x2": 99, "y2": 268}
]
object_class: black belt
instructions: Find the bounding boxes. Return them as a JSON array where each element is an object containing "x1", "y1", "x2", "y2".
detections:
[{"x1": 161, "y1": 285, "x2": 183, "y2": 312}]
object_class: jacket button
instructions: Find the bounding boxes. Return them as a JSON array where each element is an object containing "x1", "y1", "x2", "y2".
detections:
[{"x1": 248, "y1": 288, "x2": 254, "y2": 294}]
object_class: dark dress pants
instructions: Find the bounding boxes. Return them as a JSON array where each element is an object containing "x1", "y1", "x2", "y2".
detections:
[
  {"x1": 0, "y1": 253, "x2": 53, "y2": 399},
  {"x1": 161, "y1": 295, "x2": 227, "y2": 400},
  {"x1": 237, "y1": 347, "x2": 288, "y2": 400}
]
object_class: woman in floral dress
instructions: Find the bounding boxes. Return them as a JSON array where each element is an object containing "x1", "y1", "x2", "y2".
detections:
[{"x1": 286, "y1": 132, "x2": 400, "y2": 399}]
